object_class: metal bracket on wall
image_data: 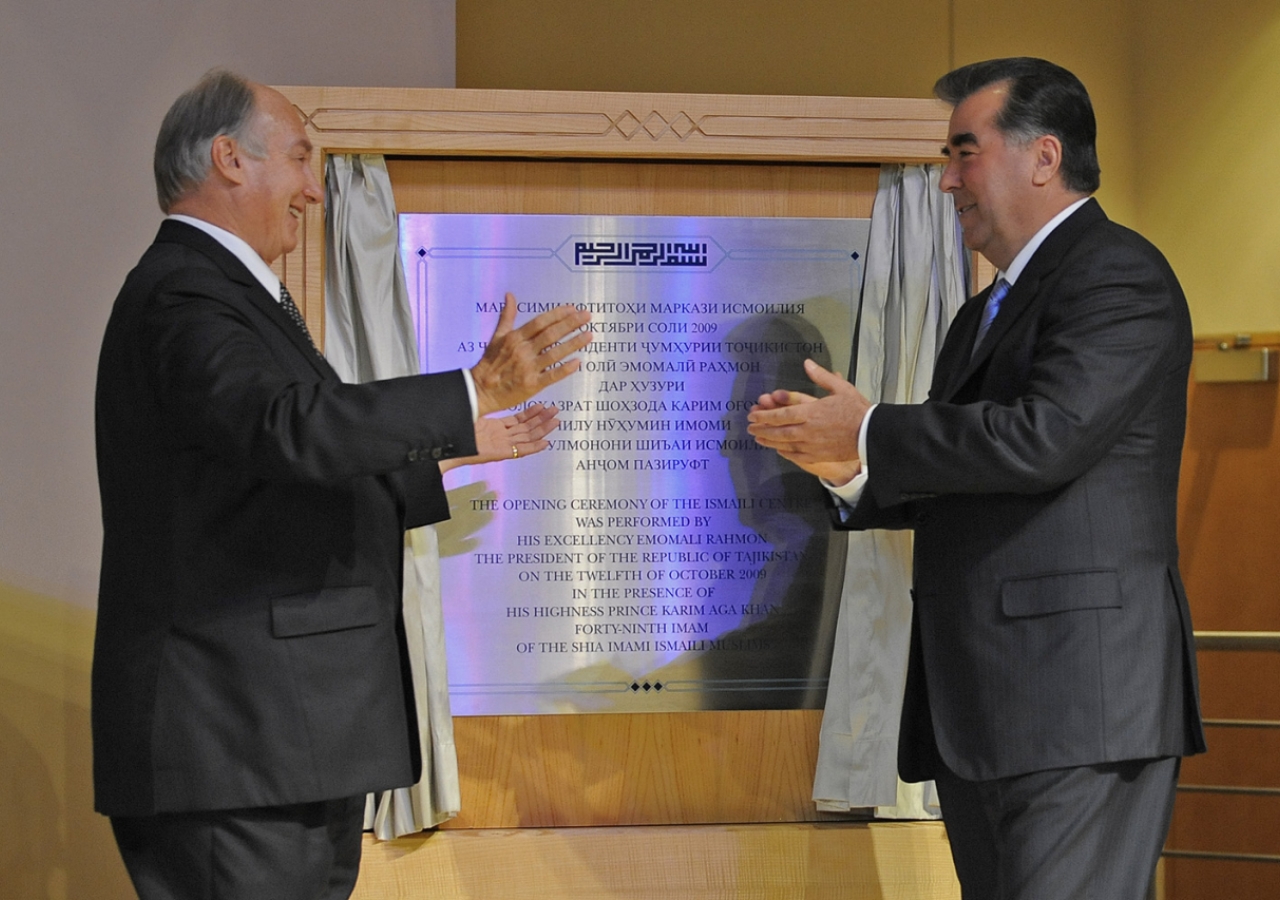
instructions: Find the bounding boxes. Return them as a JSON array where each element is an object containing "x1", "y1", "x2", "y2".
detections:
[{"x1": 1193, "y1": 335, "x2": 1277, "y2": 382}]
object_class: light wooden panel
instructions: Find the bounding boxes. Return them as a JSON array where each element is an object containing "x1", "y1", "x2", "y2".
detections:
[
  {"x1": 388, "y1": 154, "x2": 878, "y2": 828},
  {"x1": 351, "y1": 822, "x2": 960, "y2": 900},
  {"x1": 1180, "y1": 361, "x2": 1280, "y2": 631},
  {"x1": 275, "y1": 86, "x2": 949, "y2": 338},
  {"x1": 450, "y1": 710, "x2": 826, "y2": 828},
  {"x1": 387, "y1": 157, "x2": 879, "y2": 218},
  {"x1": 1163, "y1": 856, "x2": 1280, "y2": 900},
  {"x1": 279, "y1": 87, "x2": 950, "y2": 161}
]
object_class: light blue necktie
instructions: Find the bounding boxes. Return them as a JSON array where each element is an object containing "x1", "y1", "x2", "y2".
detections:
[{"x1": 972, "y1": 277, "x2": 1010, "y2": 356}]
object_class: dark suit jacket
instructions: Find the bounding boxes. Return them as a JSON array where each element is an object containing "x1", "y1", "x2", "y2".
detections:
[
  {"x1": 93, "y1": 220, "x2": 477, "y2": 816},
  {"x1": 840, "y1": 200, "x2": 1206, "y2": 783}
]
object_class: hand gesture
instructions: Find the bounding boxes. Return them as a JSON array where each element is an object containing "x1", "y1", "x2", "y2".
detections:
[
  {"x1": 440, "y1": 403, "x2": 560, "y2": 472},
  {"x1": 470, "y1": 293, "x2": 592, "y2": 415},
  {"x1": 747, "y1": 358, "x2": 868, "y2": 485}
]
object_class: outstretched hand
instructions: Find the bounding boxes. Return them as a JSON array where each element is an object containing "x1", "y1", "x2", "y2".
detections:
[
  {"x1": 440, "y1": 403, "x2": 560, "y2": 472},
  {"x1": 470, "y1": 293, "x2": 592, "y2": 416},
  {"x1": 746, "y1": 358, "x2": 869, "y2": 485}
]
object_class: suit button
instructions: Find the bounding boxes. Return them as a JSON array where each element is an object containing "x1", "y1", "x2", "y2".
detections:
[
  {"x1": 430, "y1": 447, "x2": 444, "y2": 460},
  {"x1": 407, "y1": 449, "x2": 419, "y2": 462}
]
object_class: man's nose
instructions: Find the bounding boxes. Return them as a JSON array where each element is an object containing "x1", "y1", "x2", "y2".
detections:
[
  {"x1": 939, "y1": 161, "x2": 960, "y2": 193},
  {"x1": 303, "y1": 167, "x2": 322, "y2": 203}
]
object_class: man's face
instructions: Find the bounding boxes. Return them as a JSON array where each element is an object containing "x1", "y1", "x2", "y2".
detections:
[
  {"x1": 939, "y1": 83, "x2": 1041, "y2": 272},
  {"x1": 235, "y1": 86, "x2": 321, "y2": 264}
]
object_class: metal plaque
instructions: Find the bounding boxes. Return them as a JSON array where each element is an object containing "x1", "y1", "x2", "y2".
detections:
[{"x1": 401, "y1": 214, "x2": 870, "y2": 714}]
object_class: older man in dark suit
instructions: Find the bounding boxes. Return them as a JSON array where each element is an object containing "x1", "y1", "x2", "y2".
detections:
[
  {"x1": 749, "y1": 58, "x2": 1205, "y2": 899},
  {"x1": 93, "y1": 71, "x2": 590, "y2": 900}
]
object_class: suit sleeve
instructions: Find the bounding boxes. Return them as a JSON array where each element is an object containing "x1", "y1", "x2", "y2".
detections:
[
  {"x1": 865, "y1": 233, "x2": 1189, "y2": 508},
  {"x1": 395, "y1": 463, "x2": 453, "y2": 529},
  {"x1": 826, "y1": 487, "x2": 915, "y2": 532},
  {"x1": 140, "y1": 268, "x2": 478, "y2": 485}
]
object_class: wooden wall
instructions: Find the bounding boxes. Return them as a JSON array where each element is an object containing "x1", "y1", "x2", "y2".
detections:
[{"x1": 1166, "y1": 339, "x2": 1280, "y2": 898}]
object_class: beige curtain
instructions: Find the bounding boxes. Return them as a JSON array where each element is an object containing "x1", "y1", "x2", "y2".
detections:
[
  {"x1": 325, "y1": 154, "x2": 461, "y2": 836},
  {"x1": 812, "y1": 164, "x2": 966, "y2": 819}
]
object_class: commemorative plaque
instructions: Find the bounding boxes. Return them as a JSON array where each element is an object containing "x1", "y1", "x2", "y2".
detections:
[{"x1": 401, "y1": 214, "x2": 870, "y2": 714}]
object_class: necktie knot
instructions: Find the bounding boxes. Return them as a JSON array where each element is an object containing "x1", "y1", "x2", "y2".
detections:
[{"x1": 972, "y1": 278, "x2": 1010, "y2": 356}]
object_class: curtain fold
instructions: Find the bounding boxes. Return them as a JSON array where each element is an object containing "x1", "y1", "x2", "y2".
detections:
[
  {"x1": 812, "y1": 164, "x2": 966, "y2": 819},
  {"x1": 325, "y1": 154, "x2": 461, "y2": 837}
]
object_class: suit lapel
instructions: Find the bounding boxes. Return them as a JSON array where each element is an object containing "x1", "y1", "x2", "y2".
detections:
[
  {"x1": 157, "y1": 220, "x2": 333, "y2": 378},
  {"x1": 937, "y1": 199, "x2": 1107, "y2": 401}
]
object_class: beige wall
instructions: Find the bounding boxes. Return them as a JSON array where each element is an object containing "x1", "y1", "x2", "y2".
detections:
[
  {"x1": 1134, "y1": 0, "x2": 1280, "y2": 334},
  {"x1": 458, "y1": 0, "x2": 951, "y2": 98},
  {"x1": 0, "y1": 2, "x2": 454, "y2": 896}
]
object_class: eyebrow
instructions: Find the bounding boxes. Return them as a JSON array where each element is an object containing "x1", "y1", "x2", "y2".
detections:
[{"x1": 940, "y1": 132, "x2": 978, "y2": 156}]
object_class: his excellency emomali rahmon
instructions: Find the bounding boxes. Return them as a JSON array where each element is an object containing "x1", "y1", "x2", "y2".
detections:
[
  {"x1": 749, "y1": 57, "x2": 1204, "y2": 900},
  {"x1": 93, "y1": 70, "x2": 591, "y2": 900}
]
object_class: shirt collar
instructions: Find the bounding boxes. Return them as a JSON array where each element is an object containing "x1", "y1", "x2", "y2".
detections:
[
  {"x1": 167, "y1": 214, "x2": 282, "y2": 302},
  {"x1": 999, "y1": 196, "x2": 1091, "y2": 286}
]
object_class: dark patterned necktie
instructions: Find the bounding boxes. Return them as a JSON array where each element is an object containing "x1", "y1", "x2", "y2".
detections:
[
  {"x1": 279, "y1": 284, "x2": 321, "y2": 356},
  {"x1": 972, "y1": 277, "x2": 1010, "y2": 357}
]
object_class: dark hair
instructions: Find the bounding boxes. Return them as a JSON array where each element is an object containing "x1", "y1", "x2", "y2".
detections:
[
  {"x1": 153, "y1": 70, "x2": 265, "y2": 213},
  {"x1": 934, "y1": 57, "x2": 1100, "y2": 194}
]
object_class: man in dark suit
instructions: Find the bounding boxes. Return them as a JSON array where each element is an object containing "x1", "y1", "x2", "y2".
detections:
[
  {"x1": 749, "y1": 58, "x2": 1205, "y2": 899},
  {"x1": 93, "y1": 71, "x2": 590, "y2": 900}
]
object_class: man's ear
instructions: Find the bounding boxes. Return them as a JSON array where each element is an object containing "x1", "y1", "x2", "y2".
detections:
[
  {"x1": 209, "y1": 134, "x2": 247, "y2": 186},
  {"x1": 1030, "y1": 134, "x2": 1064, "y2": 187}
]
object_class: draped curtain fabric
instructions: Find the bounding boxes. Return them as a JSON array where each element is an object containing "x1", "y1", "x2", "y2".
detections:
[
  {"x1": 324, "y1": 154, "x2": 461, "y2": 837},
  {"x1": 812, "y1": 164, "x2": 966, "y2": 819}
]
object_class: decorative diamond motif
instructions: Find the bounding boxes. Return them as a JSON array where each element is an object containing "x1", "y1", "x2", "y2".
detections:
[
  {"x1": 610, "y1": 111, "x2": 643, "y2": 139},
  {"x1": 606, "y1": 110, "x2": 704, "y2": 142},
  {"x1": 641, "y1": 111, "x2": 670, "y2": 140},
  {"x1": 669, "y1": 112, "x2": 698, "y2": 140}
]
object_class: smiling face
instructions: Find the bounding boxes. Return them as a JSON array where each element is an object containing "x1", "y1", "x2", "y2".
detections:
[
  {"x1": 939, "y1": 82, "x2": 1046, "y2": 272},
  {"x1": 233, "y1": 86, "x2": 321, "y2": 264}
]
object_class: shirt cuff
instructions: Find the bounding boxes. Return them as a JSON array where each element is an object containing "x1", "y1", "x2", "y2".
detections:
[
  {"x1": 825, "y1": 469, "x2": 868, "y2": 506},
  {"x1": 461, "y1": 368, "x2": 479, "y2": 421},
  {"x1": 823, "y1": 404, "x2": 876, "y2": 507}
]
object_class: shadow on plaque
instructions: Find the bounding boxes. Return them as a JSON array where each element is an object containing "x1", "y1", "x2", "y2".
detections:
[{"x1": 643, "y1": 309, "x2": 846, "y2": 711}]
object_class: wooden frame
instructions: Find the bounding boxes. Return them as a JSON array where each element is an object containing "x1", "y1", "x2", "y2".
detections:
[
  {"x1": 274, "y1": 86, "x2": 959, "y2": 899},
  {"x1": 274, "y1": 86, "x2": 952, "y2": 336}
]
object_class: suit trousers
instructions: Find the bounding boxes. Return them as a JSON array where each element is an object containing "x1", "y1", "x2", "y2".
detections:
[
  {"x1": 111, "y1": 795, "x2": 365, "y2": 900},
  {"x1": 934, "y1": 756, "x2": 1179, "y2": 900}
]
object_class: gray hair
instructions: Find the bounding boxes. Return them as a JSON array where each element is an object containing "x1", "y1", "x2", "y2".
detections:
[{"x1": 153, "y1": 70, "x2": 267, "y2": 213}]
